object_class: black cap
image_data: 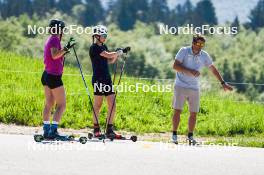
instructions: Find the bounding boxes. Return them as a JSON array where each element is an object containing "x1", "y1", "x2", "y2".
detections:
[
  {"x1": 49, "y1": 19, "x2": 65, "y2": 34},
  {"x1": 49, "y1": 19, "x2": 65, "y2": 28}
]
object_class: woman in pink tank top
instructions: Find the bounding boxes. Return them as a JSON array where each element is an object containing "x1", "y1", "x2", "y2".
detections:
[{"x1": 41, "y1": 19, "x2": 75, "y2": 140}]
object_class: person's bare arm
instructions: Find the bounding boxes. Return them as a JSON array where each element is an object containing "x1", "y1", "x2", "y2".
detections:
[
  {"x1": 51, "y1": 48, "x2": 67, "y2": 60},
  {"x1": 209, "y1": 65, "x2": 233, "y2": 91},
  {"x1": 100, "y1": 51, "x2": 119, "y2": 64},
  {"x1": 173, "y1": 60, "x2": 200, "y2": 77}
]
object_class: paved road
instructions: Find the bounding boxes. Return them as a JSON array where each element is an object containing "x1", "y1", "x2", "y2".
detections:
[{"x1": 0, "y1": 134, "x2": 263, "y2": 175}]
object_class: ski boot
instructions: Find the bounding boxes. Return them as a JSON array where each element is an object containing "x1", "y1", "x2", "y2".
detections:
[
  {"x1": 93, "y1": 127, "x2": 103, "y2": 139},
  {"x1": 172, "y1": 134, "x2": 178, "y2": 144},
  {"x1": 48, "y1": 125, "x2": 68, "y2": 141},
  {"x1": 106, "y1": 124, "x2": 122, "y2": 141},
  {"x1": 43, "y1": 124, "x2": 50, "y2": 139}
]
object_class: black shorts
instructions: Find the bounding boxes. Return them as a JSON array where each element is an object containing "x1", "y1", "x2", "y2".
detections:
[
  {"x1": 92, "y1": 78, "x2": 115, "y2": 96},
  {"x1": 41, "y1": 71, "x2": 63, "y2": 89}
]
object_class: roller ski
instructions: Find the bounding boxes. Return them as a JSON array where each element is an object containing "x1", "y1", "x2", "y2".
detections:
[
  {"x1": 88, "y1": 125, "x2": 137, "y2": 142},
  {"x1": 106, "y1": 125, "x2": 137, "y2": 142},
  {"x1": 34, "y1": 125, "x2": 87, "y2": 144},
  {"x1": 105, "y1": 124, "x2": 138, "y2": 142},
  {"x1": 107, "y1": 134, "x2": 137, "y2": 142},
  {"x1": 87, "y1": 132, "x2": 137, "y2": 142},
  {"x1": 34, "y1": 134, "x2": 87, "y2": 144},
  {"x1": 34, "y1": 133, "x2": 88, "y2": 144}
]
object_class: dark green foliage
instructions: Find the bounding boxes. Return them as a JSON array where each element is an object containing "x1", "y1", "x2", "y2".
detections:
[
  {"x1": 248, "y1": 0, "x2": 264, "y2": 31},
  {"x1": 0, "y1": 0, "x2": 219, "y2": 30},
  {"x1": 32, "y1": 0, "x2": 56, "y2": 17},
  {"x1": 148, "y1": 0, "x2": 169, "y2": 23},
  {"x1": 82, "y1": 0, "x2": 104, "y2": 26},
  {"x1": 222, "y1": 59, "x2": 232, "y2": 82},
  {"x1": 125, "y1": 52, "x2": 159, "y2": 77},
  {"x1": 231, "y1": 16, "x2": 240, "y2": 33},
  {"x1": 0, "y1": 0, "x2": 33, "y2": 18},
  {"x1": 111, "y1": 0, "x2": 149, "y2": 30},
  {"x1": 233, "y1": 62, "x2": 246, "y2": 92},
  {"x1": 56, "y1": 0, "x2": 82, "y2": 15},
  {"x1": 193, "y1": 0, "x2": 218, "y2": 26}
]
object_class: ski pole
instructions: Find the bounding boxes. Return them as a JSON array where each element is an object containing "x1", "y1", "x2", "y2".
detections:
[
  {"x1": 103, "y1": 53, "x2": 129, "y2": 137},
  {"x1": 72, "y1": 46, "x2": 100, "y2": 127}
]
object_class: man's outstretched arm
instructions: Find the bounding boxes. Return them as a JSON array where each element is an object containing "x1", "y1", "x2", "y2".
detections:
[{"x1": 209, "y1": 65, "x2": 233, "y2": 91}]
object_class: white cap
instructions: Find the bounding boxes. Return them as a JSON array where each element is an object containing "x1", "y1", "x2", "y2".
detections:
[{"x1": 92, "y1": 25, "x2": 108, "y2": 36}]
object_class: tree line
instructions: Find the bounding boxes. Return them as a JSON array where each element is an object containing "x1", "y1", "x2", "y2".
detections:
[{"x1": 0, "y1": 0, "x2": 264, "y2": 31}]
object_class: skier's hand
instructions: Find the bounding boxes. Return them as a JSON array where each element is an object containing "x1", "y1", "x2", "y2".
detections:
[
  {"x1": 123, "y1": 47, "x2": 131, "y2": 53},
  {"x1": 64, "y1": 37, "x2": 76, "y2": 51},
  {"x1": 222, "y1": 82, "x2": 233, "y2": 91},
  {"x1": 115, "y1": 48, "x2": 123, "y2": 56},
  {"x1": 115, "y1": 48, "x2": 122, "y2": 52},
  {"x1": 115, "y1": 47, "x2": 131, "y2": 56}
]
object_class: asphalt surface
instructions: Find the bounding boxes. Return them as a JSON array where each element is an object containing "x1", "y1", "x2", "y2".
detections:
[{"x1": 0, "y1": 134, "x2": 263, "y2": 175}]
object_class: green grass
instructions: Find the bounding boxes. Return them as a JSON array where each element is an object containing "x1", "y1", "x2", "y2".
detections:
[{"x1": 0, "y1": 51, "x2": 264, "y2": 147}]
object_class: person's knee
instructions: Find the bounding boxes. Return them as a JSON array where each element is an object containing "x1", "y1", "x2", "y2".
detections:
[
  {"x1": 57, "y1": 102, "x2": 66, "y2": 112},
  {"x1": 174, "y1": 110, "x2": 181, "y2": 116},
  {"x1": 45, "y1": 100, "x2": 54, "y2": 110},
  {"x1": 190, "y1": 112, "x2": 197, "y2": 118},
  {"x1": 94, "y1": 102, "x2": 102, "y2": 110},
  {"x1": 107, "y1": 96, "x2": 115, "y2": 107},
  {"x1": 106, "y1": 101, "x2": 115, "y2": 112}
]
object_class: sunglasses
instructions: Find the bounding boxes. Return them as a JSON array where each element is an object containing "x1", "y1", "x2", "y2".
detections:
[
  {"x1": 194, "y1": 42, "x2": 205, "y2": 47},
  {"x1": 101, "y1": 34, "x2": 107, "y2": 38}
]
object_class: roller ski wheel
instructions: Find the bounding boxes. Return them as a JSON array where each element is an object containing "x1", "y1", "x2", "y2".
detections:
[
  {"x1": 88, "y1": 133, "x2": 93, "y2": 140},
  {"x1": 68, "y1": 135, "x2": 75, "y2": 141},
  {"x1": 34, "y1": 134, "x2": 44, "y2": 142},
  {"x1": 79, "y1": 136, "x2": 88, "y2": 144},
  {"x1": 130, "y1": 135, "x2": 137, "y2": 142}
]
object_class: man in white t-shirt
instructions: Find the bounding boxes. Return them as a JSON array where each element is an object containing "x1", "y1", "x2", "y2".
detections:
[{"x1": 172, "y1": 34, "x2": 233, "y2": 144}]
